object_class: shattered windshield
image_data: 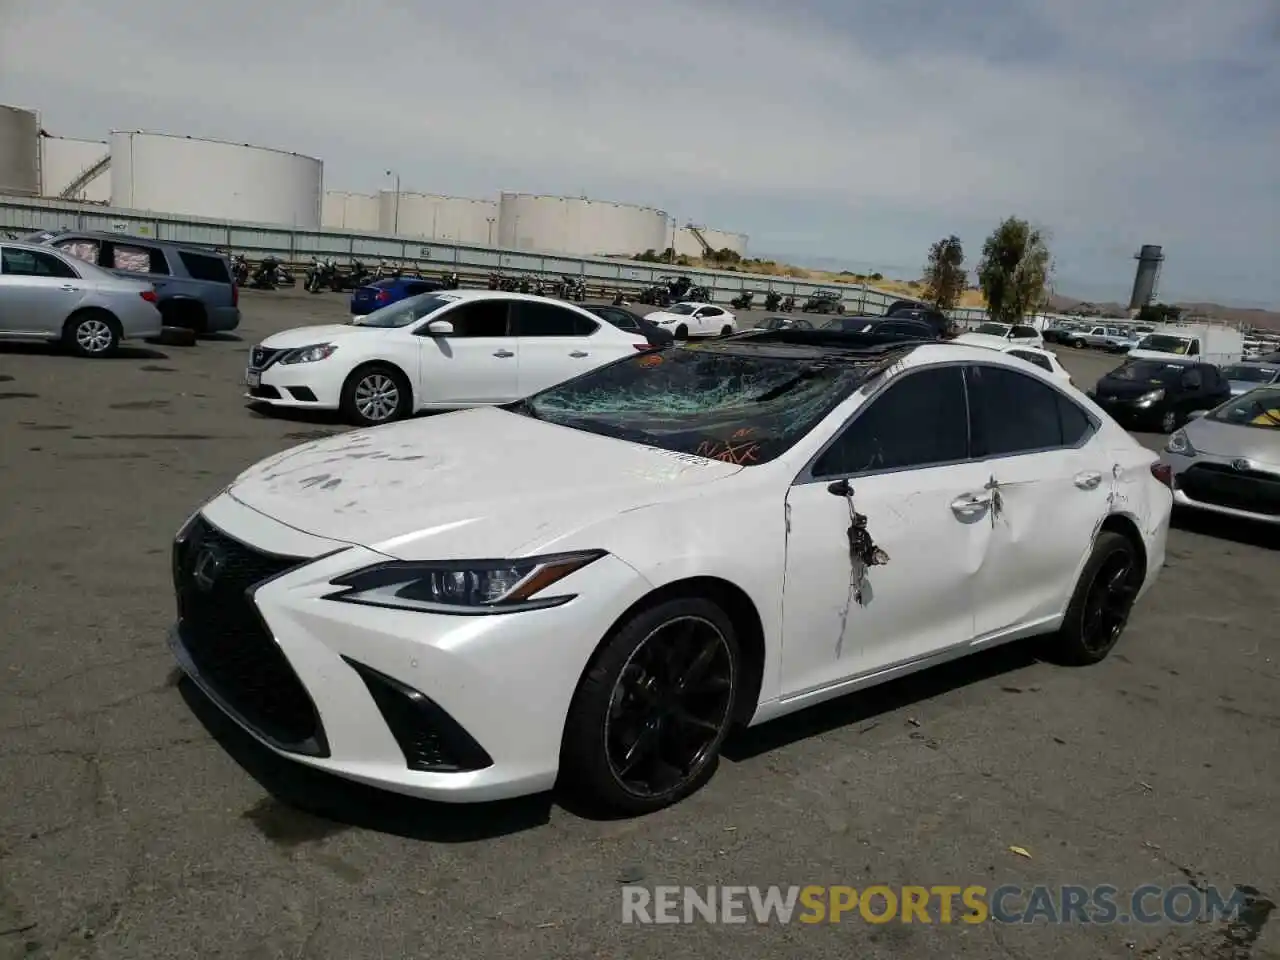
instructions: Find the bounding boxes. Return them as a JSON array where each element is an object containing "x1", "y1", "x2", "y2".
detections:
[
  {"x1": 517, "y1": 344, "x2": 879, "y2": 464},
  {"x1": 665, "y1": 304, "x2": 698, "y2": 315},
  {"x1": 1208, "y1": 387, "x2": 1280, "y2": 430}
]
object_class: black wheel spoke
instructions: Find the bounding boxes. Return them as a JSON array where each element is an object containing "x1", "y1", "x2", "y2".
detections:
[
  {"x1": 1080, "y1": 549, "x2": 1137, "y2": 652},
  {"x1": 604, "y1": 615, "x2": 735, "y2": 799}
]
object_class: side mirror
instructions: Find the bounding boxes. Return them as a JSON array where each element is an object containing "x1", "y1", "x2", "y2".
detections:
[
  {"x1": 426, "y1": 319, "x2": 454, "y2": 335},
  {"x1": 1187, "y1": 410, "x2": 1208, "y2": 420}
]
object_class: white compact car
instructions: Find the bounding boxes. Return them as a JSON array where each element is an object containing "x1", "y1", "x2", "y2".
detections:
[
  {"x1": 643, "y1": 301, "x2": 736, "y2": 339},
  {"x1": 245, "y1": 289, "x2": 653, "y2": 425},
  {"x1": 174, "y1": 331, "x2": 1172, "y2": 815},
  {"x1": 953, "y1": 333, "x2": 1073, "y2": 386},
  {"x1": 968, "y1": 321, "x2": 1044, "y2": 348}
]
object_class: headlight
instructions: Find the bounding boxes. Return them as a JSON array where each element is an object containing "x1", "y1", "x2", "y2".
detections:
[
  {"x1": 1138, "y1": 388, "x2": 1165, "y2": 402},
  {"x1": 279, "y1": 343, "x2": 338, "y2": 364},
  {"x1": 1164, "y1": 429, "x2": 1195, "y2": 456},
  {"x1": 323, "y1": 550, "x2": 605, "y2": 615}
]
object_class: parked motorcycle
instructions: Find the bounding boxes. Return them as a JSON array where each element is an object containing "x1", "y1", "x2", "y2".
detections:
[
  {"x1": 730, "y1": 291, "x2": 755, "y2": 310},
  {"x1": 230, "y1": 254, "x2": 250, "y2": 286},
  {"x1": 781, "y1": 295, "x2": 796, "y2": 312},
  {"x1": 687, "y1": 284, "x2": 711, "y2": 302},
  {"x1": 612, "y1": 290, "x2": 626, "y2": 306},
  {"x1": 250, "y1": 256, "x2": 287, "y2": 290},
  {"x1": 441, "y1": 271, "x2": 460, "y2": 290},
  {"x1": 764, "y1": 291, "x2": 781, "y2": 311},
  {"x1": 306, "y1": 258, "x2": 336, "y2": 294}
]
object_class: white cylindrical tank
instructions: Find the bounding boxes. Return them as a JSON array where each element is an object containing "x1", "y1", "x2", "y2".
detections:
[
  {"x1": 109, "y1": 131, "x2": 323, "y2": 228},
  {"x1": 377, "y1": 192, "x2": 500, "y2": 244},
  {"x1": 0, "y1": 104, "x2": 41, "y2": 196},
  {"x1": 498, "y1": 193, "x2": 668, "y2": 256},
  {"x1": 674, "y1": 225, "x2": 749, "y2": 259},
  {"x1": 322, "y1": 191, "x2": 379, "y2": 232},
  {"x1": 40, "y1": 136, "x2": 110, "y2": 202}
]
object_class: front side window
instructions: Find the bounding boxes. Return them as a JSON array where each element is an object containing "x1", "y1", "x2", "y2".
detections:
[
  {"x1": 1, "y1": 247, "x2": 79, "y2": 278},
  {"x1": 812, "y1": 366, "x2": 969, "y2": 477},
  {"x1": 436, "y1": 299, "x2": 510, "y2": 337},
  {"x1": 968, "y1": 364, "x2": 1091, "y2": 455}
]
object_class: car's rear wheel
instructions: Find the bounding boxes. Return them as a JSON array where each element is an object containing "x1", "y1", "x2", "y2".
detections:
[
  {"x1": 560, "y1": 597, "x2": 740, "y2": 815},
  {"x1": 340, "y1": 363, "x2": 411, "y2": 427},
  {"x1": 1047, "y1": 531, "x2": 1141, "y2": 665},
  {"x1": 62, "y1": 310, "x2": 121, "y2": 358}
]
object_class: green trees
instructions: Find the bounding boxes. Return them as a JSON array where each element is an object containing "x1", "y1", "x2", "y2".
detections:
[{"x1": 977, "y1": 217, "x2": 1052, "y2": 324}]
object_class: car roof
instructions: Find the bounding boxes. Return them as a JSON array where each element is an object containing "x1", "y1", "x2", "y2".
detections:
[
  {"x1": 30, "y1": 228, "x2": 224, "y2": 254},
  {"x1": 425, "y1": 289, "x2": 602, "y2": 309}
]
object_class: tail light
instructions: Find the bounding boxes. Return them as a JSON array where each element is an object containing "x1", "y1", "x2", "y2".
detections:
[
  {"x1": 140, "y1": 289, "x2": 158, "y2": 303},
  {"x1": 231, "y1": 283, "x2": 239, "y2": 307},
  {"x1": 1151, "y1": 462, "x2": 1173, "y2": 488},
  {"x1": 376, "y1": 289, "x2": 390, "y2": 303},
  {"x1": 634, "y1": 342, "x2": 659, "y2": 351}
]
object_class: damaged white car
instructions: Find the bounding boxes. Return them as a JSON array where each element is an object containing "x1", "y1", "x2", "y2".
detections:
[{"x1": 170, "y1": 329, "x2": 1173, "y2": 816}]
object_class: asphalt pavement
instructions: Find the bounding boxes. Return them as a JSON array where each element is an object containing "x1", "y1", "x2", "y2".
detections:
[{"x1": 1, "y1": 288, "x2": 1277, "y2": 960}]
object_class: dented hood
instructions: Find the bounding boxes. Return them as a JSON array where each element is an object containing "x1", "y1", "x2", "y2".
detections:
[{"x1": 226, "y1": 407, "x2": 742, "y2": 558}]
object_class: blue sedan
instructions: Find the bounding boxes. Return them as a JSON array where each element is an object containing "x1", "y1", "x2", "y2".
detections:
[{"x1": 350, "y1": 276, "x2": 443, "y2": 316}]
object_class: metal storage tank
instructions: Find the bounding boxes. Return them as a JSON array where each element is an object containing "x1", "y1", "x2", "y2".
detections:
[
  {"x1": 39, "y1": 136, "x2": 110, "y2": 202},
  {"x1": 674, "y1": 224, "x2": 749, "y2": 259},
  {"x1": 0, "y1": 104, "x2": 41, "y2": 197},
  {"x1": 1128, "y1": 244, "x2": 1164, "y2": 310},
  {"x1": 377, "y1": 192, "x2": 500, "y2": 245},
  {"x1": 109, "y1": 131, "x2": 323, "y2": 228},
  {"x1": 322, "y1": 191, "x2": 379, "y2": 232},
  {"x1": 498, "y1": 193, "x2": 668, "y2": 256}
]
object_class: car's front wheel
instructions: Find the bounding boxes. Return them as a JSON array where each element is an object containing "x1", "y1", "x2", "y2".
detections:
[
  {"x1": 1048, "y1": 531, "x2": 1141, "y2": 665},
  {"x1": 340, "y1": 363, "x2": 411, "y2": 427},
  {"x1": 560, "y1": 596, "x2": 741, "y2": 815}
]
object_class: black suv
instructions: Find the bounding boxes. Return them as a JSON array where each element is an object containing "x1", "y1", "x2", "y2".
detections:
[
  {"x1": 27, "y1": 230, "x2": 239, "y2": 334},
  {"x1": 1090, "y1": 359, "x2": 1231, "y2": 434}
]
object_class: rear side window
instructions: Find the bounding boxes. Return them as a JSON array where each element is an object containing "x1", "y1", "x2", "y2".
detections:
[
  {"x1": 1012, "y1": 325, "x2": 1038, "y2": 338},
  {"x1": 54, "y1": 238, "x2": 100, "y2": 263},
  {"x1": 968, "y1": 365, "x2": 1091, "y2": 455},
  {"x1": 1, "y1": 247, "x2": 79, "y2": 278},
  {"x1": 813, "y1": 366, "x2": 969, "y2": 477},
  {"x1": 511, "y1": 302, "x2": 598, "y2": 336},
  {"x1": 178, "y1": 252, "x2": 231, "y2": 283},
  {"x1": 106, "y1": 242, "x2": 169, "y2": 275}
]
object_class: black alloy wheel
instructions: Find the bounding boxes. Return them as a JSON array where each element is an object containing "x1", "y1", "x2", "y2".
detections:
[
  {"x1": 561, "y1": 597, "x2": 740, "y2": 815},
  {"x1": 1049, "y1": 531, "x2": 1140, "y2": 665}
]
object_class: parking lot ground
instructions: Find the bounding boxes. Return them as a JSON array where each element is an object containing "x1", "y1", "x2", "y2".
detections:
[{"x1": 1, "y1": 288, "x2": 1278, "y2": 960}]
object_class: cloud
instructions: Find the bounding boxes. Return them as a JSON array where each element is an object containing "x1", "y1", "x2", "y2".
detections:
[{"x1": 2, "y1": 0, "x2": 1276, "y2": 305}]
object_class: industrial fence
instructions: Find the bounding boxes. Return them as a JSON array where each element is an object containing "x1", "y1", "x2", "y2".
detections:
[{"x1": 0, "y1": 194, "x2": 991, "y2": 321}]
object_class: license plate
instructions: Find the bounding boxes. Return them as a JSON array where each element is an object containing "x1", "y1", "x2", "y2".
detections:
[{"x1": 245, "y1": 370, "x2": 261, "y2": 388}]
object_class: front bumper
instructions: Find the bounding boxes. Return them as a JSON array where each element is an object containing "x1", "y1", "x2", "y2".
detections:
[
  {"x1": 1161, "y1": 451, "x2": 1280, "y2": 526},
  {"x1": 169, "y1": 493, "x2": 653, "y2": 801},
  {"x1": 245, "y1": 358, "x2": 344, "y2": 410}
]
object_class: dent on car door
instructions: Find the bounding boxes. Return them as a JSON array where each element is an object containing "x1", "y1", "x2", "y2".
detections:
[
  {"x1": 416, "y1": 300, "x2": 518, "y2": 404},
  {"x1": 964, "y1": 364, "x2": 1107, "y2": 638},
  {"x1": 779, "y1": 365, "x2": 991, "y2": 699}
]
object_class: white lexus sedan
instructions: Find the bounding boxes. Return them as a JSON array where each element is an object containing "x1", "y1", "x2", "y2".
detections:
[
  {"x1": 174, "y1": 329, "x2": 1171, "y2": 815},
  {"x1": 643, "y1": 301, "x2": 736, "y2": 339},
  {"x1": 245, "y1": 289, "x2": 652, "y2": 426}
]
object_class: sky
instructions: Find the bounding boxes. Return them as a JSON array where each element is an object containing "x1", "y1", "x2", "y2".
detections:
[{"x1": 2, "y1": 0, "x2": 1277, "y2": 307}]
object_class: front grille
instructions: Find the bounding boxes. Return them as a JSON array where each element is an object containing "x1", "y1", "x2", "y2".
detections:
[
  {"x1": 1179, "y1": 462, "x2": 1280, "y2": 516},
  {"x1": 342, "y1": 657, "x2": 492, "y2": 772},
  {"x1": 249, "y1": 346, "x2": 285, "y2": 369},
  {"x1": 173, "y1": 516, "x2": 329, "y2": 755}
]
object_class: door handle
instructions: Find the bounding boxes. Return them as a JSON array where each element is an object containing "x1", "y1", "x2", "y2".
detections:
[
  {"x1": 1073, "y1": 471, "x2": 1103, "y2": 490},
  {"x1": 569, "y1": 350, "x2": 589, "y2": 358},
  {"x1": 492, "y1": 349, "x2": 514, "y2": 358},
  {"x1": 950, "y1": 493, "x2": 992, "y2": 515},
  {"x1": 60, "y1": 284, "x2": 80, "y2": 291}
]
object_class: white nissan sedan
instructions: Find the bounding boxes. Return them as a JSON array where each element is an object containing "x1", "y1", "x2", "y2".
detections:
[
  {"x1": 245, "y1": 289, "x2": 652, "y2": 426},
  {"x1": 174, "y1": 330, "x2": 1172, "y2": 815}
]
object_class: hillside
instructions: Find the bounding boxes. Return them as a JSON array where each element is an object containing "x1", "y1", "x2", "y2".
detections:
[{"x1": 685, "y1": 255, "x2": 1279, "y2": 329}]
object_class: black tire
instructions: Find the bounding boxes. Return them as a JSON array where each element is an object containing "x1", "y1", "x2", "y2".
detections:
[
  {"x1": 339, "y1": 363, "x2": 412, "y2": 427},
  {"x1": 720, "y1": 325, "x2": 733, "y2": 337},
  {"x1": 62, "y1": 310, "x2": 121, "y2": 358},
  {"x1": 1046, "y1": 531, "x2": 1141, "y2": 666},
  {"x1": 674, "y1": 324, "x2": 689, "y2": 340},
  {"x1": 560, "y1": 596, "x2": 741, "y2": 816},
  {"x1": 159, "y1": 299, "x2": 208, "y2": 334},
  {"x1": 1071, "y1": 339, "x2": 1085, "y2": 349}
]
